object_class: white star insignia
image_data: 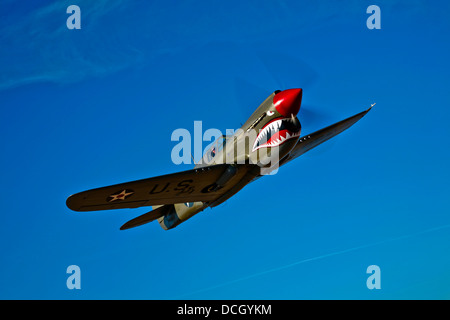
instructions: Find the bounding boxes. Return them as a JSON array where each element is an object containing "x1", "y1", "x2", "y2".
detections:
[{"x1": 108, "y1": 189, "x2": 134, "y2": 202}]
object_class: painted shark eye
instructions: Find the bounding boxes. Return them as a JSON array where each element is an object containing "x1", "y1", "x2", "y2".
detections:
[{"x1": 266, "y1": 110, "x2": 274, "y2": 116}]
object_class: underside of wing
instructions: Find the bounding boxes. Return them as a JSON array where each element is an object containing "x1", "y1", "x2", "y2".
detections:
[
  {"x1": 280, "y1": 106, "x2": 372, "y2": 167},
  {"x1": 66, "y1": 164, "x2": 254, "y2": 212}
]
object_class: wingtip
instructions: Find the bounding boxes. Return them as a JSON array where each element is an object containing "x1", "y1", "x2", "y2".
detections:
[{"x1": 66, "y1": 194, "x2": 79, "y2": 212}]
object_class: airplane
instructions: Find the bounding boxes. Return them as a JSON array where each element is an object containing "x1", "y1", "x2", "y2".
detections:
[{"x1": 66, "y1": 88, "x2": 372, "y2": 230}]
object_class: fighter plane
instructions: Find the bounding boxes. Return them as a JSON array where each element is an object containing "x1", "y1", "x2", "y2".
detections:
[{"x1": 66, "y1": 88, "x2": 371, "y2": 230}]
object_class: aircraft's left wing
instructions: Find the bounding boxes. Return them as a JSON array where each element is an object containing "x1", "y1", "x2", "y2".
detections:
[{"x1": 66, "y1": 164, "x2": 254, "y2": 212}]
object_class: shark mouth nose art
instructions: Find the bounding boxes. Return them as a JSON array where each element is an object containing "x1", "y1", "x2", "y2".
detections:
[{"x1": 252, "y1": 117, "x2": 301, "y2": 151}]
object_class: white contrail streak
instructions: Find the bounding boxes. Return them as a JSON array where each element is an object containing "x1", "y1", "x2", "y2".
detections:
[{"x1": 178, "y1": 223, "x2": 450, "y2": 298}]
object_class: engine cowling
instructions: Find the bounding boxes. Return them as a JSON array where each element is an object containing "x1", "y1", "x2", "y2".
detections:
[{"x1": 157, "y1": 201, "x2": 204, "y2": 230}]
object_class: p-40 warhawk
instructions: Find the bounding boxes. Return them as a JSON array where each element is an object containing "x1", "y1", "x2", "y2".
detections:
[{"x1": 66, "y1": 89, "x2": 371, "y2": 230}]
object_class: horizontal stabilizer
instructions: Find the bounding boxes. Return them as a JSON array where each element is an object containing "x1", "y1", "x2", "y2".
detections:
[{"x1": 120, "y1": 205, "x2": 172, "y2": 230}]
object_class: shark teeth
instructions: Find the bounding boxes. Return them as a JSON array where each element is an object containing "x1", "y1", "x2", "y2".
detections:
[{"x1": 252, "y1": 118, "x2": 301, "y2": 151}]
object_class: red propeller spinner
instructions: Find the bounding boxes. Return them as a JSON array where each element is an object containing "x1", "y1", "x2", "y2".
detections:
[{"x1": 273, "y1": 88, "x2": 302, "y2": 117}]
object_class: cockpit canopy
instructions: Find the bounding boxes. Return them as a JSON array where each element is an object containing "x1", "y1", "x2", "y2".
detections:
[{"x1": 202, "y1": 135, "x2": 228, "y2": 164}]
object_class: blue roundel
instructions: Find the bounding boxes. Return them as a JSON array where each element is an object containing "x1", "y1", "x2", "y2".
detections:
[{"x1": 184, "y1": 202, "x2": 194, "y2": 208}]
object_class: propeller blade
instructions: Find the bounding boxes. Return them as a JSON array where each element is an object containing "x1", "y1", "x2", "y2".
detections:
[
  {"x1": 299, "y1": 104, "x2": 335, "y2": 128},
  {"x1": 233, "y1": 76, "x2": 271, "y2": 119},
  {"x1": 257, "y1": 52, "x2": 319, "y2": 90},
  {"x1": 233, "y1": 51, "x2": 319, "y2": 120}
]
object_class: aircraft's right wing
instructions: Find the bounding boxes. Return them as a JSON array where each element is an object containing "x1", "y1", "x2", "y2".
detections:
[{"x1": 280, "y1": 106, "x2": 372, "y2": 167}]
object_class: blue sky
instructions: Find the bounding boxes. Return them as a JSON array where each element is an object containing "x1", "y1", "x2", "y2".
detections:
[{"x1": 1, "y1": 0, "x2": 449, "y2": 299}]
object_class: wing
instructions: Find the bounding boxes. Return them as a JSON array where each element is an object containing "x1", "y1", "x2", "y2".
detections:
[
  {"x1": 280, "y1": 106, "x2": 372, "y2": 167},
  {"x1": 66, "y1": 164, "x2": 254, "y2": 212}
]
